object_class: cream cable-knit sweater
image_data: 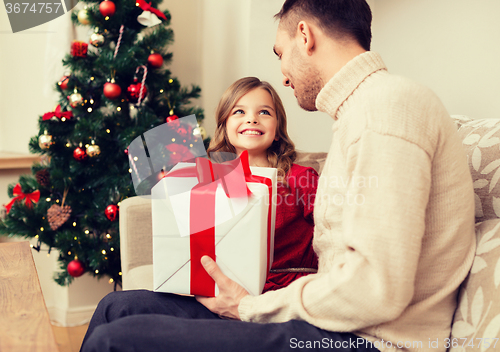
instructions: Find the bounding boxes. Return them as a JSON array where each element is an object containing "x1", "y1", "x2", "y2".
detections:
[{"x1": 238, "y1": 52, "x2": 476, "y2": 351}]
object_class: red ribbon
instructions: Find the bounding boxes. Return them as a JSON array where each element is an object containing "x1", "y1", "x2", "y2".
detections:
[
  {"x1": 239, "y1": 154, "x2": 274, "y2": 273},
  {"x1": 164, "y1": 150, "x2": 273, "y2": 296},
  {"x1": 42, "y1": 105, "x2": 73, "y2": 121},
  {"x1": 4, "y1": 184, "x2": 40, "y2": 213},
  {"x1": 136, "y1": 0, "x2": 167, "y2": 20}
]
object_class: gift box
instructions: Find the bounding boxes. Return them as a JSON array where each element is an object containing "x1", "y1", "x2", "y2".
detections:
[
  {"x1": 71, "y1": 41, "x2": 88, "y2": 58},
  {"x1": 151, "y1": 152, "x2": 277, "y2": 297}
]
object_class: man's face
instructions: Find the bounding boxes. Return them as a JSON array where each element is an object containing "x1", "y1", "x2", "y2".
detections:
[{"x1": 274, "y1": 26, "x2": 323, "y2": 112}]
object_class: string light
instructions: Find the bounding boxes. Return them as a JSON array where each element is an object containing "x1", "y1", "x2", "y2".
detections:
[
  {"x1": 106, "y1": 234, "x2": 111, "y2": 239},
  {"x1": 95, "y1": 269, "x2": 99, "y2": 274},
  {"x1": 117, "y1": 107, "x2": 121, "y2": 111},
  {"x1": 106, "y1": 129, "x2": 110, "y2": 133},
  {"x1": 171, "y1": 138, "x2": 175, "y2": 142},
  {"x1": 102, "y1": 249, "x2": 106, "y2": 255},
  {"x1": 109, "y1": 278, "x2": 114, "y2": 284},
  {"x1": 46, "y1": 197, "x2": 51, "y2": 202},
  {"x1": 73, "y1": 222, "x2": 77, "y2": 227},
  {"x1": 110, "y1": 247, "x2": 114, "y2": 251},
  {"x1": 85, "y1": 230, "x2": 90, "y2": 234},
  {"x1": 35, "y1": 235, "x2": 39, "y2": 238}
]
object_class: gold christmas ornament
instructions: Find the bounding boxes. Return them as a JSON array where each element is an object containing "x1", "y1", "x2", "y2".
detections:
[
  {"x1": 193, "y1": 126, "x2": 207, "y2": 139},
  {"x1": 77, "y1": 9, "x2": 90, "y2": 25},
  {"x1": 68, "y1": 89, "x2": 84, "y2": 108},
  {"x1": 38, "y1": 130, "x2": 53, "y2": 150},
  {"x1": 89, "y1": 32, "x2": 105, "y2": 47},
  {"x1": 86, "y1": 140, "x2": 101, "y2": 157}
]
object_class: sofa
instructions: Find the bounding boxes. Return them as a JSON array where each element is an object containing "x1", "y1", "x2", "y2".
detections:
[{"x1": 119, "y1": 115, "x2": 500, "y2": 350}]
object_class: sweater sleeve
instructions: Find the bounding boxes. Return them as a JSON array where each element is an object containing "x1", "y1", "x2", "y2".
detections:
[{"x1": 238, "y1": 130, "x2": 432, "y2": 332}]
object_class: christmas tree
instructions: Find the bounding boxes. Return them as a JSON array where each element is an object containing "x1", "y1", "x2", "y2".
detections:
[{"x1": 0, "y1": 0, "x2": 206, "y2": 287}]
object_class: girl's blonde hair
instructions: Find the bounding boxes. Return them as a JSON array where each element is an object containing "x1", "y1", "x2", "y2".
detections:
[{"x1": 207, "y1": 77, "x2": 296, "y2": 183}]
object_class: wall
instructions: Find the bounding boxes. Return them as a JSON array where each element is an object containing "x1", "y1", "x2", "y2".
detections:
[{"x1": 370, "y1": 0, "x2": 500, "y2": 120}]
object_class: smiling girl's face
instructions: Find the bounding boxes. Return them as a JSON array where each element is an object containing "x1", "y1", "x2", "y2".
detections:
[{"x1": 225, "y1": 87, "x2": 279, "y2": 164}]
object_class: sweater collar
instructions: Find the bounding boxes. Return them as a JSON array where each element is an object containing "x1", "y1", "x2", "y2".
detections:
[{"x1": 315, "y1": 51, "x2": 387, "y2": 119}]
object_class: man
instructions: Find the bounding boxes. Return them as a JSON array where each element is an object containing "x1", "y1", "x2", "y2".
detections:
[{"x1": 81, "y1": 1, "x2": 475, "y2": 351}]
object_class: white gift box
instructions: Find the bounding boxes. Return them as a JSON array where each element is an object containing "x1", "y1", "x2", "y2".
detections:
[{"x1": 152, "y1": 161, "x2": 277, "y2": 296}]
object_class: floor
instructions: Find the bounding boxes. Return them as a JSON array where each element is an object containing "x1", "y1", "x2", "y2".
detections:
[{"x1": 52, "y1": 323, "x2": 88, "y2": 352}]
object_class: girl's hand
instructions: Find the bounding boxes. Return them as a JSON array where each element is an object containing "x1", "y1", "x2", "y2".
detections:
[{"x1": 195, "y1": 256, "x2": 249, "y2": 320}]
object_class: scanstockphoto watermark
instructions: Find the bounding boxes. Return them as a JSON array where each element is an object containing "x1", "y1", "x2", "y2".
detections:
[
  {"x1": 289, "y1": 337, "x2": 423, "y2": 350},
  {"x1": 3, "y1": 0, "x2": 77, "y2": 33}
]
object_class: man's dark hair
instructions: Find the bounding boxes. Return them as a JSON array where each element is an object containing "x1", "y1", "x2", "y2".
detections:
[{"x1": 275, "y1": 0, "x2": 372, "y2": 51}]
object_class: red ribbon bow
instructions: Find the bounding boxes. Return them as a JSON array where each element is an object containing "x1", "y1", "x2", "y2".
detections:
[
  {"x1": 42, "y1": 105, "x2": 73, "y2": 121},
  {"x1": 4, "y1": 184, "x2": 40, "y2": 213},
  {"x1": 164, "y1": 151, "x2": 273, "y2": 296},
  {"x1": 136, "y1": 0, "x2": 167, "y2": 20}
]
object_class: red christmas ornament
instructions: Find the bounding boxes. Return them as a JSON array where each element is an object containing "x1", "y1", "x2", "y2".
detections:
[
  {"x1": 147, "y1": 53, "x2": 163, "y2": 68},
  {"x1": 73, "y1": 147, "x2": 88, "y2": 161},
  {"x1": 103, "y1": 81, "x2": 122, "y2": 99},
  {"x1": 127, "y1": 79, "x2": 148, "y2": 104},
  {"x1": 58, "y1": 76, "x2": 70, "y2": 90},
  {"x1": 166, "y1": 114, "x2": 178, "y2": 123},
  {"x1": 104, "y1": 204, "x2": 119, "y2": 221},
  {"x1": 124, "y1": 148, "x2": 129, "y2": 155},
  {"x1": 71, "y1": 41, "x2": 88, "y2": 58},
  {"x1": 67, "y1": 259, "x2": 85, "y2": 277},
  {"x1": 166, "y1": 114, "x2": 180, "y2": 129},
  {"x1": 99, "y1": 0, "x2": 116, "y2": 17}
]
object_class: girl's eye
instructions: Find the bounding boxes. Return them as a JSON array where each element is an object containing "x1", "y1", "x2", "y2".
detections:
[
  {"x1": 259, "y1": 110, "x2": 271, "y2": 115},
  {"x1": 233, "y1": 109, "x2": 244, "y2": 115}
]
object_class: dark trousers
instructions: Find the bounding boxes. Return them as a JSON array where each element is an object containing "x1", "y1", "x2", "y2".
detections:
[{"x1": 80, "y1": 290, "x2": 380, "y2": 352}]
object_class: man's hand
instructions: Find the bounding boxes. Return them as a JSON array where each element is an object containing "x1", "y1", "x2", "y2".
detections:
[{"x1": 195, "y1": 255, "x2": 249, "y2": 320}]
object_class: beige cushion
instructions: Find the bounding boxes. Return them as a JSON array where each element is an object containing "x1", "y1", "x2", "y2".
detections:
[
  {"x1": 295, "y1": 151, "x2": 327, "y2": 174},
  {"x1": 450, "y1": 219, "x2": 500, "y2": 351},
  {"x1": 455, "y1": 116, "x2": 500, "y2": 221},
  {"x1": 126, "y1": 265, "x2": 153, "y2": 291},
  {"x1": 119, "y1": 196, "x2": 153, "y2": 290}
]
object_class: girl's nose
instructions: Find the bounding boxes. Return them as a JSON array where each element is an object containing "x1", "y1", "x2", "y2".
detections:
[{"x1": 246, "y1": 115, "x2": 258, "y2": 124}]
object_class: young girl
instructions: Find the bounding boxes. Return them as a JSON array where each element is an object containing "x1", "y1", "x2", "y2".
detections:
[{"x1": 207, "y1": 77, "x2": 318, "y2": 293}]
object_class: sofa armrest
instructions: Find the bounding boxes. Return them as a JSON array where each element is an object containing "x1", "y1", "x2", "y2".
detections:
[{"x1": 119, "y1": 196, "x2": 154, "y2": 290}]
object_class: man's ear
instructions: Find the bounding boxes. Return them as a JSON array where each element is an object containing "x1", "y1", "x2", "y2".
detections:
[{"x1": 297, "y1": 20, "x2": 315, "y2": 56}]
